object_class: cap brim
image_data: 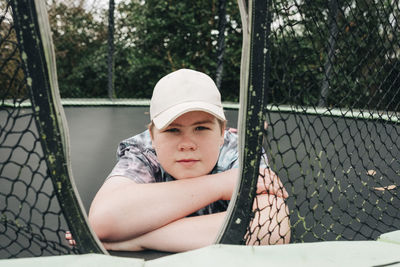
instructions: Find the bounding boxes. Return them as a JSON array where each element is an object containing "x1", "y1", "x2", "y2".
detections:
[{"x1": 152, "y1": 101, "x2": 226, "y2": 130}]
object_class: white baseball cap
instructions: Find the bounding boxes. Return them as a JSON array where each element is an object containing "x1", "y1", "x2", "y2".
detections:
[{"x1": 150, "y1": 69, "x2": 226, "y2": 130}]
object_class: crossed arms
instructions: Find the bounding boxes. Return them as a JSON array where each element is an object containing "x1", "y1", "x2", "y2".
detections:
[{"x1": 88, "y1": 168, "x2": 290, "y2": 252}]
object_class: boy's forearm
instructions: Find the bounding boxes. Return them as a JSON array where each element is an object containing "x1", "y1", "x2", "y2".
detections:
[
  {"x1": 101, "y1": 195, "x2": 291, "y2": 253},
  {"x1": 246, "y1": 195, "x2": 291, "y2": 245},
  {"x1": 89, "y1": 168, "x2": 289, "y2": 244},
  {"x1": 103, "y1": 212, "x2": 227, "y2": 252},
  {"x1": 89, "y1": 170, "x2": 237, "y2": 242}
]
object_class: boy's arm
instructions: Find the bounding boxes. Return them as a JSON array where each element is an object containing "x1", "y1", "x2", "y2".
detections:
[
  {"x1": 101, "y1": 195, "x2": 290, "y2": 252},
  {"x1": 88, "y1": 168, "x2": 288, "y2": 243},
  {"x1": 102, "y1": 212, "x2": 227, "y2": 252},
  {"x1": 88, "y1": 169, "x2": 238, "y2": 242},
  {"x1": 245, "y1": 194, "x2": 291, "y2": 245}
]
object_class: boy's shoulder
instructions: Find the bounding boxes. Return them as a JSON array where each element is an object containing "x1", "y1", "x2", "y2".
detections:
[
  {"x1": 223, "y1": 128, "x2": 238, "y2": 147},
  {"x1": 213, "y1": 129, "x2": 239, "y2": 172},
  {"x1": 120, "y1": 130, "x2": 152, "y2": 147},
  {"x1": 116, "y1": 130, "x2": 153, "y2": 158}
]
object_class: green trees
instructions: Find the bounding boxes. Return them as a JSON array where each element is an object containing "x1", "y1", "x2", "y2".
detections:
[
  {"x1": 111, "y1": 0, "x2": 242, "y2": 100},
  {"x1": 267, "y1": 0, "x2": 400, "y2": 110},
  {"x1": 0, "y1": 2, "x2": 27, "y2": 100},
  {"x1": 43, "y1": 0, "x2": 399, "y2": 110},
  {"x1": 47, "y1": 1, "x2": 109, "y2": 97},
  {"x1": 47, "y1": 0, "x2": 242, "y2": 101}
]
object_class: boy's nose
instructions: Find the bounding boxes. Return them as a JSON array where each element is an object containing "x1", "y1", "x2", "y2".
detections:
[{"x1": 178, "y1": 136, "x2": 197, "y2": 151}]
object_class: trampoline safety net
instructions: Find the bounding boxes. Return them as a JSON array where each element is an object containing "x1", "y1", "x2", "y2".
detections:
[
  {"x1": 1, "y1": 0, "x2": 104, "y2": 258},
  {"x1": 219, "y1": 0, "x2": 400, "y2": 245},
  {"x1": 0, "y1": 2, "x2": 74, "y2": 258},
  {"x1": 0, "y1": 0, "x2": 399, "y2": 260}
]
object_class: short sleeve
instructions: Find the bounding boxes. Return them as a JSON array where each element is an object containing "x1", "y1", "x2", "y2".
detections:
[
  {"x1": 218, "y1": 130, "x2": 269, "y2": 171},
  {"x1": 214, "y1": 131, "x2": 239, "y2": 173},
  {"x1": 259, "y1": 149, "x2": 269, "y2": 169},
  {"x1": 107, "y1": 131, "x2": 160, "y2": 184}
]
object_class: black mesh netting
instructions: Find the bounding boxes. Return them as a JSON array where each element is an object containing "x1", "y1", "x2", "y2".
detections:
[
  {"x1": 242, "y1": 0, "x2": 400, "y2": 245},
  {"x1": 1, "y1": 0, "x2": 399, "y2": 257},
  {"x1": 0, "y1": 2, "x2": 79, "y2": 258}
]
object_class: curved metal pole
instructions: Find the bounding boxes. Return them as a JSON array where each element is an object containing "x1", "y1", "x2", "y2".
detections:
[
  {"x1": 216, "y1": 0, "x2": 270, "y2": 244},
  {"x1": 11, "y1": 0, "x2": 107, "y2": 254},
  {"x1": 107, "y1": 0, "x2": 115, "y2": 99},
  {"x1": 215, "y1": 0, "x2": 227, "y2": 89}
]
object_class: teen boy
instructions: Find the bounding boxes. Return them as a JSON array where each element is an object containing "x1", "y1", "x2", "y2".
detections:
[{"x1": 86, "y1": 69, "x2": 290, "y2": 252}]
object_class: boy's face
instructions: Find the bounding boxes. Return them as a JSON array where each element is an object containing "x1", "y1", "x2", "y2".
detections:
[{"x1": 150, "y1": 111, "x2": 225, "y2": 179}]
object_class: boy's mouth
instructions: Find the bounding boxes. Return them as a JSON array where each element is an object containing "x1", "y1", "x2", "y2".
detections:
[
  {"x1": 177, "y1": 159, "x2": 199, "y2": 166},
  {"x1": 177, "y1": 159, "x2": 199, "y2": 162}
]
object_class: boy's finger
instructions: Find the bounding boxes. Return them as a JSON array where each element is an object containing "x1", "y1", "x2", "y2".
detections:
[
  {"x1": 269, "y1": 169, "x2": 289, "y2": 198},
  {"x1": 272, "y1": 178, "x2": 289, "y2": 198},
  {"x1": 257, "y1": 170, "x2": 289, "y2": 199},
  {"x1": 65, "y1": 231, "x2": 72, "y2": 239},
  {"x1": 280, "y1": 187, "x2": 289, "y2": 199},
  {"x1": 257, "y1": 186, "x2": 288, "y2": 199},
  {"x1": 270, "y1": 184, "x2": 289, "y2": 199}
]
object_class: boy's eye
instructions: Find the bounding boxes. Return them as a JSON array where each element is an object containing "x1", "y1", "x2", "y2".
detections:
[
  {"x1": 165, "y1": 128, "x2": 179, "y2": 133},
  {"x1": 195, "y1": 126, "x2": 209, "y2": 131}
]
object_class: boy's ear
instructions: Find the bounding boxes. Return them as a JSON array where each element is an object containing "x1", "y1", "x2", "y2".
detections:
[
  {"x1": 222, "y1": 121, "x2": 227, "y2": 134},
  {"x1": 220, "y1": 121, "x2": 227, "y2": 145},
  {"x1": 148, "y1": 124, "x2": 154, "y2": 140},
  {"x1": 148, "y1": 126, "x2": 156, "y2": 148}
]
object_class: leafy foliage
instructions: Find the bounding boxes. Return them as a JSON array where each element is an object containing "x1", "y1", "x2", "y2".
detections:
[
  {"x1": 47, "y1": 1, "x2": 109, "y2": 97},
  {"x1": 46, "y1": 0, "x2": 242, "y2": 101},
  {"x1": 268, "y1": 0, "x2": 400, "y2": 110},
  {"x1": 112, "y1": 0, "x2": 242, "y2": 100},
  {"x1": 0, "y1": 2, "x2": 26, "y2": 100},
  {"x1": 41, "y1": 0, "x2": 400, "y2": 111}
]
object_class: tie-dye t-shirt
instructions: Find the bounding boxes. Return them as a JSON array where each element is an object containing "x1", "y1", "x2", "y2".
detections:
[{"x1": 107, "y1": 129, "x2": 268, "y2": 216}]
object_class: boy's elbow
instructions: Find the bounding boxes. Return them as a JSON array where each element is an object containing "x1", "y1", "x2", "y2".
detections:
[{"x1": 88, "y1": 207, "x2": 120, "y2": 241}]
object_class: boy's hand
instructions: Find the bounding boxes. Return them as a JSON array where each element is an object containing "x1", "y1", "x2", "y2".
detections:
[
  {"x1": 65, "y1": 231, "x2": 76, "y2": 246},
  {"x1": 257, "y1": 168, "x2": 289, "y2": 199},
  {"x1": 220, "y1": 168, "x2": 288, "y2": 201}
]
